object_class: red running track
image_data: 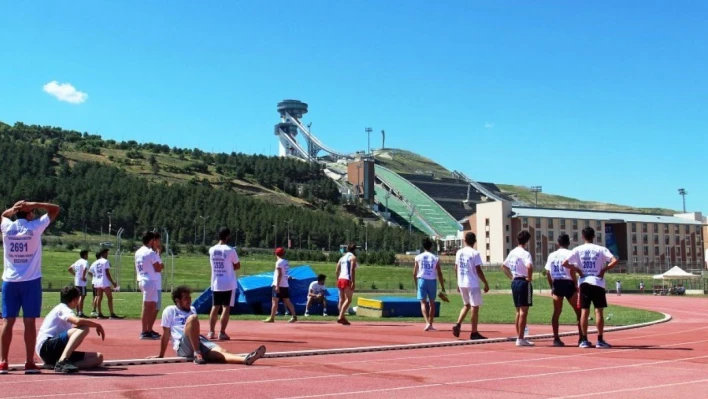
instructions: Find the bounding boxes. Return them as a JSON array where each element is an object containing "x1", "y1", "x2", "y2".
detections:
[{"x1": 0, "y1": 294, "x2": 706, "y2": 399}]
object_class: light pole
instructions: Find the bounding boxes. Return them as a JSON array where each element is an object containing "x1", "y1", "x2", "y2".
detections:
[
  {"x1": 107, "y1": 211, "x2": 113, "y2": 237},
  {"x1": 284, "y1": 219, "x2": 292, "y2": 248},
  {"x1": 678, "y1": 188, "x2": 687, "y2": 212},
  {"x1": 272, "y1": 224, "x2": 277, "y2": 249},
  {"x1": 365, "y1": 127, "x2": 372, "y2": 155},
  {"x1": 199, "y1": 215, "x2": 208, "y2": 246},
  {"x1": 381, "y1": 129, "x2": 385, "y2": 150},
  {"x1": 530, "y1": 186, "x2": 542, "y2": 207}
]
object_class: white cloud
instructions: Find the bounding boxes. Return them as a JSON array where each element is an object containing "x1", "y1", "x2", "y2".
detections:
[
  {"x1": 42, "y1": 81, "x2": 88, "y2": 104},
  {"x1": 484, "y1": 122, "x2": 495, "y2": 129}
]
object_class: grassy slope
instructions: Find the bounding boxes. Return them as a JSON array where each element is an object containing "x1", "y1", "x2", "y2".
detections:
[{"x1": 375, "y1": 149, "x2": 675, "y2": 215}]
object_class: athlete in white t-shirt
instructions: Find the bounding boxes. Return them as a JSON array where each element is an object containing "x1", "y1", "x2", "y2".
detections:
[
  {"x1": 264, "y1": 247, "x2": 297, "y2": 323},
  {"x1": 152, "y1": 286, "x2": 265, "y2": 365},
  {"x1": 36, "y1": 286, "x2": 105, "y2": 373},
  {"x1": 452, "y1": 232, "x2": 490, "y2": 340},
  {"x1": 87, "y1": 249, "x2": 120, "y2": 320},
  {"x1": 562, "y1": 227, "x2": 618, "y2": 349},
  {"x1": 335, "y1": 244, "x2": 358, "y2": 325},
  {"x1": 543, "y1": 234, "x2": 581, "y2": 346},
  {"x1": 305, "y1": 274, "x2": 328, "y2": 317},
  {"x1": 208, "y1": 228, "x2": 240, "y2": 339},
  {"x1": 1, "y1": 200, "x2": 59, "y2": 374},
  {"x1": 135, "y1": 231, "x2": 164, "y2": 340},
  {"x1": 413, "y1": 238, "x2": 445, "y2": 331},
  {"x1": 67, "y1": 250, "x2": 90, "y2": 317},
  {"x1": 502, "y1": 230, "x2": 534, "y2": 347}
]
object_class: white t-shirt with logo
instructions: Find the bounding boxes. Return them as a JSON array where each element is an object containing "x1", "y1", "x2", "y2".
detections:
[
  {"x1": 71, "y1": 259, "x2": 89, "y2": 287},
  {"x1": 90, "y1": 258, "x2": 111, "y2": 288},
  {"x1": 1, "y1": 214, "x2": 51, "y2": 282},
  {"x1": 309, "y1": 281, "x2": 326, "y2": 295},
  {"x1": 209, "y1": 244, "x2": 239, "y2": 292},
  {"x1": 544, "y1": 248, "x2": 573, "y2": 281},
  {"x1": 36, "y1": 303, "x2": 74, "y2": 355},
  {"x1": 337, "y1": 253, "x2": 356, "y2": 280},
  {"x1": 415, "y1": 252, "x2": 439, "y2": 280},
  {"x1": 456, "y1": 246, "x2": 483, "y2": 288},
  {"x1": 564, "y1": 243, "x2": 615, "y2": 289},
  {"x1": 503, "y1": 247, "x2": 533, "y2": 278},
  {"x1": 161, "y1": 305, "x2": 196, "y2": 352},
  {"x1": 135, "y1": 246, "x2": 160, "y2": 283},
  {"x1": 273, "y1": 258, "x2": 290, "y2": 288}
]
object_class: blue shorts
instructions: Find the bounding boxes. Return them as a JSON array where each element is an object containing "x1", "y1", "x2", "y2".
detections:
[
  {"x1": 2, "y1": 278, "x2": 42, "y2": 318},
  {"x1": 417, "y1": 278, "x2": 437, "y2": 302}
]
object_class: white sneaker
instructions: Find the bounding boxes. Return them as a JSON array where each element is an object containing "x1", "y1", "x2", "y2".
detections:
[
  {"x1": 428, "y1": 325, "x2": 437, "y2": 331},
  {"x1": 323, "y1": 312, "x2": 328, "y2": 317},
  {"x1": 516, "y1": 339, "x2": 535, "y2": 347},
  {"x1": 424, "y1": 324, "x2": 431, "y2": 331},
  {"x1": 206, "y1": 331, "x2": 216, "y2": 339},
  {"x1": 304, "y1": 311, "x2": 310, "y2": 317}
]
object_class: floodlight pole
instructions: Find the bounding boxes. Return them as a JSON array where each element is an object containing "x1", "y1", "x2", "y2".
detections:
[
  {"x1": 678, "y1": 188, "x2": 687, "y2": 212},
  {"x1": 199, "y1": 215, "x2": 208, "y2": 245},
  {"x1": 365, "y1": 127, "x2": 372, "y2": 155},
  {"x1": 530, "y1": 186, "x2": 543, "y2": 207}
]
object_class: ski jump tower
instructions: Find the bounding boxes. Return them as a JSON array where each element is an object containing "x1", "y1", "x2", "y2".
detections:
[{"x1": 274, "y1": 99, "x2": 350, "y2": 162}]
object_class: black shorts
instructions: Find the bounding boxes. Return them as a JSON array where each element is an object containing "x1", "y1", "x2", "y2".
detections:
[
  {"x1": 77, "y1": 286, "x2": 87, "y2": 297},
  {"x1": 212, "y1": 290, "x2": 234, "y2": 307},
  {"x1": 552, "y1": 280, "x2": 577, "y2": 300},
  {"x1": 579, "y1": 283, "x2": 608, "y2": 309},
  {"x1": 39, "y1": 333, "x2": 86, "y2": 366},
  {"x1": 272, "y1": 286, "x2": 290, "y2": 299},
  {"x1": 511, "y1": 278, "x2": 533, "y2": 307}
]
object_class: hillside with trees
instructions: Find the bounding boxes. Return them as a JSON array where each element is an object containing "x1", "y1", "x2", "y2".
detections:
[{"x1": 0, "y1": 122, "x2": 424, "y2": 255}]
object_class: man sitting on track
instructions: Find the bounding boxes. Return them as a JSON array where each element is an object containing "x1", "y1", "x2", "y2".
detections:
[
  {"x1": 153, "y1": 286, "x2": 266, "y2": 365},
  {"x1": 562, "y1": 227, "x2": 618, "y2": 349},
  {"x1": 543, "y1": 234, "x2": 581, "y2": 347},
  {"x1": 36, "y1": 286, "x2": 105, "y2": 373}
]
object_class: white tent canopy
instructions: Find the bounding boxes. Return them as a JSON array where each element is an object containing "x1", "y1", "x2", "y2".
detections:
[{"x1": 652, "y1": 266, "x2": 700, "y2": 280}]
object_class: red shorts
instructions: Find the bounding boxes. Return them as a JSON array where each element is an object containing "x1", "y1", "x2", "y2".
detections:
[{"x1": 337, "y1": 279, "x2": 353, "y2": 289}]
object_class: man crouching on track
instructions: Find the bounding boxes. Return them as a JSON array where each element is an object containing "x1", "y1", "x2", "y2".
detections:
[{"x1": 152, "y1": 286, "x2": 266, "y2": 365}]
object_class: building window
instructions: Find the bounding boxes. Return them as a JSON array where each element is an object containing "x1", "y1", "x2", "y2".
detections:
[
  {"x1": 631, "y1": 223, "x2": 637, "y2": 233},
  {"x1": 674, "y1": 225, "x2": 679, "y2": 234},
  {"x1": 664, "y1": 224, "x2": 669, "y2": 234},
  {"x1": 677, "y1": 247, "x2": 681, "y2": 257},
  {"x1": 675, "y1": 236, "x2": 680, "y2": 245},
  {"x1": 486, "y1": 243, "x2": 490, "y2": 250},
  {"x1": 486, "y1": 231, "x2": 490, "y2": 238},
  {"x1": 643, "y1": 246, "x2": 649, "y2": 256},
  {"x1": 548, "y1": 231, "x2": 554, "y2": 241},
  {"x1": 696, "y1": 226, "x2": 702, "y2": 233},
  {"x1": 522, "y1": 217, "x2": 528, "y2": 228},
  {"x1": 548, "y1": 219, "x2": 554, "y2": 229},
  {"x1": 654, "y1": 235, "x2": 659, "y2": 245},
  {"x1": 535, "y1": 230, "x2": 541, "y2": 240},
  {"x1": 560, "y1": 220, "x2": 566, "y2": 229},
  {"x1": 485, "y1": 218, "x2": 490, "y2": 226},
  {"x1": 633, "y1": 257, "x2": 639, "y2": 264},
  {"x1": 572, "y1": 232, "x2": 578, "y2": 242},
  {"x1": 655, "y1": 223, "x2": 659, "y2": 233},
  {"x1": 664, "y1": 235, "x2": 669, "y2": 245},
  {"x1": 584, "y1": 220, "x2": 590, "y2": 227},
  {"x1": 573, "y1": 220, "x2": 578, "y2": 230},
  {"x1": 549, "y1": 244, "x2": 555, "y2": 253},
  {"x1": 642, "y1": 235, "x2": 648, "y2": 245},
  {"x1": 505, "y1": 224, "x2": 509, "y2": 232},
  {"x1": 654, "y1": 246, "x2": 659, "y2": 255},
  {"x1": 684, "y1": 225, "x2": 690, "y2": 234},
  {"x1": 505, "y1": 236, "x2": 509, "y2": 243},
  {"x1": 687, "y1": 246, "x2": 691, "y2": 256},
  {"x1": 596, "y1": 221, "x2": 601, "y2": 230},
  {"x1": 666, "y1": 246, "x2": 671, "y2": 257},
  {"x1": 654, "y1": 256, "x2": 660, "y2": 264},
  {"x1": 535, "y1": 218, "x2": 541, "y2": 228},
  {"x1": 632, "y1": 246, "x2": 637, "y2": 256},
  {"x1": 632, "y1": 234, "x2": 637, "y2": 244},
  {"x1": 597, "y1": 233, "x2": 602, "y2": 243},
  {"x1": 486, "y1": 256, "x2": 490, "y2": 263}
]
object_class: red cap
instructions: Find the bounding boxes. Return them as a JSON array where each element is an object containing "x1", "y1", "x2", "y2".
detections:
[{"x1": 275, "y1": 247, "x2": 285, "y2": 257}]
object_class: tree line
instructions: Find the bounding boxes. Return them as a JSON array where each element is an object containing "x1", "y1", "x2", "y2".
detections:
[{"x1": 0, "y1": 122, "x2": 426, "y2": 256}]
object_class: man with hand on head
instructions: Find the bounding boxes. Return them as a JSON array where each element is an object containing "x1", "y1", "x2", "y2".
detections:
[{"x1": 1, "y1": 200, "x2": 60, "y2": 374}]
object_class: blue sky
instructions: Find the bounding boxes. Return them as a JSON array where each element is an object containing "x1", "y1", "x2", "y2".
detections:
[{"x1": 1, "y1": 1, "x2": 706, "y2": 213}]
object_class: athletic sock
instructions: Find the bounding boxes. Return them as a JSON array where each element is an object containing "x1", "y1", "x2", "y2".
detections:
[{"x1": 598, "y1": 335, "x2": 603, "y2": 341}]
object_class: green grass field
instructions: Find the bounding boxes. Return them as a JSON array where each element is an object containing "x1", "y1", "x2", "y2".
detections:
[
  {"x1": 27, "y1": 292, "x2": 662, "y2": 327},
  {"x1": 2, "y1": 249, "x2": 660, "y2": 295}
]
